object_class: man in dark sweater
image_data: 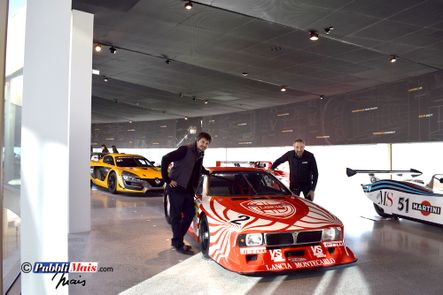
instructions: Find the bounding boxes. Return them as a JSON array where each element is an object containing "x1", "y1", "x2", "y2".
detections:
[
  {"x1": 271, "y1": 139, "x2": 318, "y2": 201},
  {"x1": 161, "y1": 132, "x2": 211, "y2": 255}
]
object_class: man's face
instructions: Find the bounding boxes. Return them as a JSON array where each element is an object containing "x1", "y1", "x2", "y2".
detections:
[
  {"x1": 293, "y1": 142, "x2": 305, "y2": 157},
  {"x1": 196, "y1": 138, "x2": 210, "y2": 152}
]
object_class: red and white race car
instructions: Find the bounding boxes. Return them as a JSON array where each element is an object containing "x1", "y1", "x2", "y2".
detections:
[{"x1": 164, "y1": 167, "x2": 356, "y2": 273}]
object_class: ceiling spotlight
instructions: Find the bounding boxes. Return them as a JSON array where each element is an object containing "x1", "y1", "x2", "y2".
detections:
[
  {"x1": 94, "y1": 44, "x2": 102, "y2": 52},
  {"x1": 324, "y1": 26, "x2": 334, "y2": 34},
  {"x1": 320, "y1": 95, "x2": 325, "y2": 100},
  {"x1": 184, "y1": 1, "x2": 193, "y2": 10},
  {"x1": 103, "y1": 77, "x2": 109, "y2": 82},
  {"x1": 309, "y1": 31, "x2": 319, "y2": 41},
  {"x1": 389, "y1": 55, "x2": 398, "y2": 63},
  {"x1": 204, "y1": 99, "x2": 208, "y2": 104},
  {"x1": 242, "y1": 72, "x2": 248, "y2": 77},
  {"x1": 280, "y1": 85, "x2": 287, "y2": 92},
  {"x1": 184, "y1": 116, "x2": 188, "y2": 120},
  {"x1": 189, "y1": 126, "x2": 197, "y2": 134},
  {"x1": 109, "y1": 46, "x2": 117, "y2": 54}
]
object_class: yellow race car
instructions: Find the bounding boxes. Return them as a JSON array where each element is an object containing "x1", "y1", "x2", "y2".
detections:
[{"x1": 90, "y1": 153, "x2": 164, "y2": 194}]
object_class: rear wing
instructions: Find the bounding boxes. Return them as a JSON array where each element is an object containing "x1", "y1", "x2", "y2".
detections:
[
  {"x1": 346, "y1": 168, "x2": 422, "y2": 178},
  {"x1": 216, "y1": 161, "x2": 251, "y2": 167},
  {"x1": 215, "y1": 161, "x2": 273, "y2": 169}
]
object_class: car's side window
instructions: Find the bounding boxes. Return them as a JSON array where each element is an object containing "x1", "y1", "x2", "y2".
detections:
[
  {"x1": 103, "y1": 156, "x2": 114, "y2": 165},
  {"x1": 196, "y1": 175, "x2": 204, "y2": 195}
]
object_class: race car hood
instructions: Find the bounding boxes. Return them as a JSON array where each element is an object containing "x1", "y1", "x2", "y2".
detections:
[
  {"x1": 122, "y1": 166, "x2": 162, "y2": 178},
  {"x1": 205, "y1": 195, "x2": 342, "y2": 231}
]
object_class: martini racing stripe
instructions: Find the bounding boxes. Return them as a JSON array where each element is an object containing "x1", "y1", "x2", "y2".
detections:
[{"x1": 364, "y1": 180, "x2": 434, "y2": 196}]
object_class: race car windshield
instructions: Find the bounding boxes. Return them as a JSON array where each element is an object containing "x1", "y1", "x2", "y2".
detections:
[
  {"x1": 208, "y1": 171, "x2": 291, "y2": 196},
  {"x1": 115, "y1": 157, "x2": 154, "y2": 167}
]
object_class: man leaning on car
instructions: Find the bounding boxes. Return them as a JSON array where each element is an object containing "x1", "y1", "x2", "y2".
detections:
[
  {"x1": 271, "y1": 138, "x2": 318, "y2": 201},
  {"x1": 161, "y1": 132, "x2": 211, "y2": 255}
]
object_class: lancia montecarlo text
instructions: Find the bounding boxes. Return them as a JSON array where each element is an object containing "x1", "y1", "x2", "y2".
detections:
[{"x1": 165, "y1": 167, "x2": 356, "y2": 273}]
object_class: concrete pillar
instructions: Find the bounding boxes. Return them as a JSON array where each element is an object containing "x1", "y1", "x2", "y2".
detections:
[
  {"x1": 21, "y1": 0, "x2": 71, "y2": 293},
  {"x1": 69, "y1": 10, "x2": 93, "y2": 234}
]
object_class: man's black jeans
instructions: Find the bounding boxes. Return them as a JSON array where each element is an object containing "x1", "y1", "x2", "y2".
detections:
[
  {"x1": 290, "y1": 183, "x2": 312, "y2": 201},
  {"x1": 167, "y1": 185, "x2": 195, "y2": 248}
]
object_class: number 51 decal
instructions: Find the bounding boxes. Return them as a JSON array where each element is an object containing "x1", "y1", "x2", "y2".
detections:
[{"x1": 398, "y1": 197, "x2": 409, "y2": 213}]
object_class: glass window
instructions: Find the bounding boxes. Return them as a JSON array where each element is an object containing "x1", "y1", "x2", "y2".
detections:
[
  {"x1": 115, "y1": 156, "x2": 153, "y2": 167},
  {"x1": 3, "y1": 0, "x2": 26, "y2": 290},
  {"x1": 208, "y1": 171, "x2": 291, "y2": 196},
  {"x1": 103, "y1": 156, "x2": 115, "y2": 165},
  {"x1": 196, "y1": 175, "x2": 204, "y2": 195}
]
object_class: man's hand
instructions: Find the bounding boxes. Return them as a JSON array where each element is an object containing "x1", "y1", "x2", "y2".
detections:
[
  {"x1": 307, "y1": 190, "x2": 315, "y2": 201},
  {"x1": 169, "y1": 180, "x2": 178, "y2": 188}
]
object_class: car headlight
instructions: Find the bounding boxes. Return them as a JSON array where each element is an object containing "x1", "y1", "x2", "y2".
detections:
[
  {"x1": 322, "y1": 227, "x2": 342, "y2": 241},
  {"x1": 245, "y1": 233, "x2": 263, "y2": 246},
  {"x1": 122, "y1": 171, "x2": 142, "y2": 182}
]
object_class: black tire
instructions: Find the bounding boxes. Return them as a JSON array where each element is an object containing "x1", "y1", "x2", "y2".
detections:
[
  {"x1": 107, "y1": 172, "x2": 118, "y2": 194},
  {"x1": 163, "y1": 191, "x2": 171, "y2": 224},
  {"x1": 373, "y1": 203, "x2": 392, "y2": 218},
  {"x1": 199, "y1": 215, "x2": 210, "y2": 258}
]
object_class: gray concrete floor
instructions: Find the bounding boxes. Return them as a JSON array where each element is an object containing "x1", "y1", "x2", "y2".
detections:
[{"x1": 65, "y1": 187, "x2": 443, "y2": 295}]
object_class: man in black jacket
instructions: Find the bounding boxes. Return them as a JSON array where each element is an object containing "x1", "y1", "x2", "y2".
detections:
[
  {"x1": 271, "y1": 139, "x2": 318, "y2": 201},
  {"x1": 161, "y1": 132, "x2": 211, "y2": 255}
]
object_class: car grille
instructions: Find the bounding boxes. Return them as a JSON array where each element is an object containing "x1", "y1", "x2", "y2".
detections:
[
  {"x1": 145, "y1": 178, "x2": 164, "y2": 187},
  {"x1": 265, "y1": 230, "x2": 322, "y2": 247},
  {"x1": 265, "y1": 233, "x2": 294, "y2": 246},
  {"x1": 296, "y1": 231, "x2": 322, "y2": 244}
]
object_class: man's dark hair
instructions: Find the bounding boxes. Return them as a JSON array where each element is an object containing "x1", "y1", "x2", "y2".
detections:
[
  {"x1": 197, "y1": 132, "x2": 212, "y2": 143},
  {"x1": 294, "y1": 138, "x2": 305, "y2": 144}
]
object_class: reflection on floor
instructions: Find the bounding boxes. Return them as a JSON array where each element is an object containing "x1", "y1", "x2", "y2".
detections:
[{"x1": 69, "y1": 187, "x2": 443, "y2": 295}]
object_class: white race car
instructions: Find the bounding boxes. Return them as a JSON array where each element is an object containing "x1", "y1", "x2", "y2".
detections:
[{"x1": 347, "y1": 168, "x2": 443, "y2": 226}]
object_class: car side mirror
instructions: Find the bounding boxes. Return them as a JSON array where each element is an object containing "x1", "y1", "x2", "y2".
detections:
[
  {"x1": 149, "y1": 161, "x2": 155, "y2": 165},
  {"x1": 439, "y1": 178, "x2": 443, "y2": 184}
]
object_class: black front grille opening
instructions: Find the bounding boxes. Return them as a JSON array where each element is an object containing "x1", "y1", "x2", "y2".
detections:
[
  {"x1": 285, "y1": 250, "x2": 305, "y2": 257},
  {"x1": 246, "y1": 255, "x2": 257, "y2": 262},
  {"x1": 328, "y1": 247, "x2": 335, "y2": 254},
  {"x1": 123, "y1": 181, "x2": 144, "y2": 190},
  {"x1": 296, "y1": 231, "x2": 322, "y2": 244},
  {"x1": 266, "y1": 233, "x2": 294, "y2": 246}
]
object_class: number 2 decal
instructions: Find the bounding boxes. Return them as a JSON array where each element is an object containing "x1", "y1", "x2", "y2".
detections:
[{"x1": 230, "y1": 215, "x2": 251, "y2": 225}]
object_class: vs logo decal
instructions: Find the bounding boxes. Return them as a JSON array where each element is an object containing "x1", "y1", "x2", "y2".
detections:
[
  {"x1": 311, "y1": 246, "x2": 326, "y2": 258},
  {"x1": 269, "y1": 249, "x2": 285, "y2": 262}
]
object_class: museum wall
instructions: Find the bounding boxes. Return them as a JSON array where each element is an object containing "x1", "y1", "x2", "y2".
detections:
[{"x1": 92, "y1": 70, "x2": 443, "y2": 148}]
